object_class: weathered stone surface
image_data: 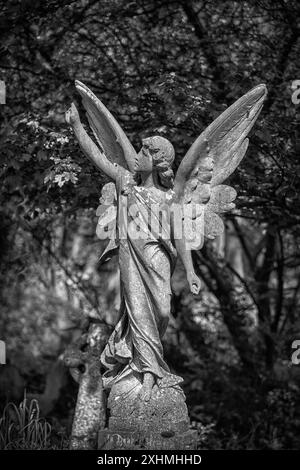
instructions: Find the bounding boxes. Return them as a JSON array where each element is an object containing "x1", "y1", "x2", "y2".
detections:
[
  {"x1": 98, "y1": 374, "x2": 197, "y2": 450},
  {"x1": 67, "y1": 82, "x2": 267, "y2": 450},
  {"x1": 108, "y1": 384, "x2": 189, "y2": 434},
  {"x1": 68, "y1": 323, "x2": 110, "y2": 450},
  {"x1": 98, "y1": 428, "x2": 198, "y2": 450}
]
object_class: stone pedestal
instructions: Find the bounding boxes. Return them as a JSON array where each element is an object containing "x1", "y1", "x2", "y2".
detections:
[
  {"x1": 98, "y1": 428, "x2": 197, "y2": 450},
  {"x1": 98, "y1": 374, "x2": 197, "y2": 450}
]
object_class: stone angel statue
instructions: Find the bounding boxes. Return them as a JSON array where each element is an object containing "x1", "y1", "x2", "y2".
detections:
[{"x1": 65, "y1": 81, "x2": 267, "y2": 403}]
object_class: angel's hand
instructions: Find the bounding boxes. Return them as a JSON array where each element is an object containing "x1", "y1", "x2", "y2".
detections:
[
  {"x1": 187, "y1": 272, "x2": 201, "y2": 295},
  {"x1": 65, "y1": 103, "x2": 81, "y2": 127}
]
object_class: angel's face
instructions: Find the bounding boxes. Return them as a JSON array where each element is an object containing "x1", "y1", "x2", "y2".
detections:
[
  {"x1": 135, "y1": 138, "x2": 157, "y2": 173},
  {"x1": 198, "y1": 156, "x2": 214, "y2": 183}
]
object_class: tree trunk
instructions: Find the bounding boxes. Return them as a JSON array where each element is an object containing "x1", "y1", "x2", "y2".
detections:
[{"x1": 194, "y1": 248, "x2": 257, "y2": 372}]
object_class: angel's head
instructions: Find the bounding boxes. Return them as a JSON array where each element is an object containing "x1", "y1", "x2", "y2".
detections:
[{"x1": 135, "y1": 136, "x2": 175, "y2": 189}]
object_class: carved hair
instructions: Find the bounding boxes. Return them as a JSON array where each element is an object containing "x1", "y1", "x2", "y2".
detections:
[
  {"x1": 151, "y1": 136, "x2": 175, "y2": 189},
  {"x1": 135, "y1": 136, "x2": 175, "y2": 189}
]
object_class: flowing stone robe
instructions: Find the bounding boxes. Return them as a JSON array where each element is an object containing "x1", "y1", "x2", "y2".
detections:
[{"x1": 101, "y1": 167, "x2": 183, "y2": 393}]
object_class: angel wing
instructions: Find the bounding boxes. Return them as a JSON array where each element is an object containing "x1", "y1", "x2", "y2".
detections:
[
  {"x1": 75, "y1": 80, "x2": 136, "y2": 173},
  {"x1": 174, "y1": 84, "x2": 267, "y2": 248},
  {"x1": 75, "y1": 81, "x2": 137, "y2": 260}
]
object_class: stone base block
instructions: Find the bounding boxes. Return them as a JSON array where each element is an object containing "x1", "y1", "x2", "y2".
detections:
[
  {"x1": 98, "y1": 428, "x2": 198, "y2": 450},
  {"x1": 99, "y1": 370, "x2": 198, "y2": 450}
]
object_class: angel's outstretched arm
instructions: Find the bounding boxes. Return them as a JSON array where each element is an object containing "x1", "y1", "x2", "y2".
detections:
[
  {"x1": 175, "y1": 236, "x2": 201, "y2": 295},
  {"x1": 65, "y1": 103, "x2": 117, "y2": 181}
]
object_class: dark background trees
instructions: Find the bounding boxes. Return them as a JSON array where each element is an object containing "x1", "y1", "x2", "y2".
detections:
[{"x1": 0, "y1": 0, "x2": 300, "y2": 449}]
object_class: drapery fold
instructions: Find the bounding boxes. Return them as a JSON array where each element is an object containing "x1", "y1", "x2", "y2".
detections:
[{"x1": 101, "y1": 168, "x2": 182, "y2": 389}]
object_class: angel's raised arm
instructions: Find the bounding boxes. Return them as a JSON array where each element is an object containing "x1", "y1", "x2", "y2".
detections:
[
  {"x1": 66, "y1": 81, "x2": 136, "y2": 182},
  {"x1": 66, "y1": 103, "x2": 117, "y2": 181}
]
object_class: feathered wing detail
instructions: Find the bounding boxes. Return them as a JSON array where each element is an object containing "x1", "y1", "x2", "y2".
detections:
[
  {"x1": 173, "y1": 84, "x2": 267, "y2": 245},
  {"x1": 75, "y1": 80, "x2": 136, "y2": 172},
  {"x1": 180, "y1": 185, "x2": 237, "y2": 249},
  {"x1": 203, "y1": 185, "x2": 237, "y2": 242}
]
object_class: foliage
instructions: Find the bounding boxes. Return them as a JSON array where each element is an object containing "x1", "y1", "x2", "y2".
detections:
[
  {"x1": 0, "y1": 396, "x2": 52, "y2": 450},
  {"x1": 0, "y1": 0, "x2": 300, "y2": 449}
]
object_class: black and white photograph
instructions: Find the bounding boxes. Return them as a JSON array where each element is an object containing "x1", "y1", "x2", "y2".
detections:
[{"x1": 0, "y1": 0, "x2": 299, "y2": 462}]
